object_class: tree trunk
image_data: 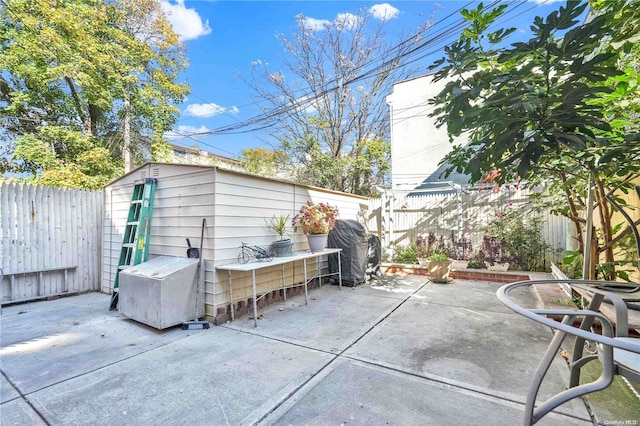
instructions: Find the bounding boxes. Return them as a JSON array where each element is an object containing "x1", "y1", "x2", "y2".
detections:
[
  {"x1": 595, "y1": 177, "x2": 615, "y2": 279},
  {"x1": 123, "y1": 82, "x2": 131, "y2": 173}
]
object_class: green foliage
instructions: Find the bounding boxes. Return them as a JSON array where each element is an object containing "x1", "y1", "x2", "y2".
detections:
[
  {"x1": 13, "y1": 134, "x2": 57, "y2": 173},
  {"x1": 1, "y1": 0, "x2": 189, "y2": 187},
  {"x1": 562, "y1": 250, "x2": 584, "y2": 279},
  {"x1": 13, "y1": 127, "x2": 121, "y2": 189},
  {"x1": 466, "y1": 259, "x2": 483, "y2": 269},
  {"x1": 393, "y1": 243, "x2": 419, "y2": 265},
  {"x1": 415, "y1": 232, "x2": 472, "y2": 260},
  {"x1": 150, "y1": 140, "x2": 174, "y2": 163},
  {"x1": 277, "y1": 133, "x2": 391, "y2": 196},
  {"x1": 241, "y1": 148, "x2": 287, "y2": 176},
  {"x1": 594, "y1": 219, "x2": 638, "y2": 281},
  {"x1": 481, "y1": 207, "x2": 551, "y2": 271},
  {"x1": 429, "y1": 0, "x2": 640, "y2": 278},
  {"x1": 430, "y1": 1, "x2": 626, "y2": 183},
  {"x1": 427, "y1": 251, "x2": 449, "y2": 262},
  {"x1": 266, "y1": 214, "x2": 291, "y2": 240}
]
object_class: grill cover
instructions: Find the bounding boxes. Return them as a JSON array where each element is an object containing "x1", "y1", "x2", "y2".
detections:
[{"x1": 328, "y1": 220, "x2": 368, "y2": 286}]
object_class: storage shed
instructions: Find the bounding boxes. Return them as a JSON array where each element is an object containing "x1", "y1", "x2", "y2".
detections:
[{"x1": 102, "y1": 163, "x2": 370, "y2": 325}]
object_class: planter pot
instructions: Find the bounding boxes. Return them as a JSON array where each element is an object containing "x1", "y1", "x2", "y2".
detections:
[
  {"x1": 271, "y1": 239, "x2": 293, "y2": 257},
  {"x1": 307, "y1": 234, "x2": 328, "y2": 253},
  {"x1": 486, "y1": 262, "x2": 510, "y2": 271},
  {"x1": 427, "y1": 260, "x2": 452, "y2": 283}
]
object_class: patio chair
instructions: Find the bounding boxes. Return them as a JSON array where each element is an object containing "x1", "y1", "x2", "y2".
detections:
[
  {"x1": 497, "y1": 279, "x2": 640, "y2": 425},
  {"x1": 496, "y1": 186, "x2": 640, "y2": 424}
]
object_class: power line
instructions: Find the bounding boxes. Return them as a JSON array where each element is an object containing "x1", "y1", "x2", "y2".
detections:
[
  {"x1": 175, "y1": 2, "x2": 476, "y2": 125},
  {"x1": 176, "y1": 0, "x2": 529, "y2": 138},
  {"x1": 175, "y1": 1, "x2": 480, "y2": 135}
]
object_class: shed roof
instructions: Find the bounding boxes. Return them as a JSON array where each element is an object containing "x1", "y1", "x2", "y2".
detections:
[{"x1": 103, "y1": 162, "x2": 368, "y2": 200}]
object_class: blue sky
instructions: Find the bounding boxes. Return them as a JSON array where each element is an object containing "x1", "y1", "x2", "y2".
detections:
[{"x1": 160, "y1": 0, "x2": 568, "y2": 160}]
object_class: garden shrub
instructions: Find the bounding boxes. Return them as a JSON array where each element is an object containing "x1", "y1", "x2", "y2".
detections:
[
  {"x1": 482, "y1": 207, "x2": 551, "y2": 271},
  {"x1": 393, "y1": 242, "x2": 418, "y2": 264},
  {"x1": 416, "y1": 231, "x2": 473, "y2": 260}
]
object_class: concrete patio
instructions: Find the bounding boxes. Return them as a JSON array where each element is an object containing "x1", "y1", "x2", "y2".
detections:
[{"x1": 0, "y1": 274, "x2": 613, "y2": 425}]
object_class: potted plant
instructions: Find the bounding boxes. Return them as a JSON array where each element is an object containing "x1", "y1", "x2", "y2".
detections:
[
  {"x1": 266, "y1": 214, "x2": 293, "y2": 257},
  {"x1": 292, "y1": 201, "x2": 339, "y2": 252},
  {"x1": 426, "y1": 250, "x2": 452, "y2": 283}
]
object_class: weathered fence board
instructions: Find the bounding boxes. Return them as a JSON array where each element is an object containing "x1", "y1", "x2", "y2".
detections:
[{"x1": 1, "y1": 183, "x2": 102, "y2": 304}]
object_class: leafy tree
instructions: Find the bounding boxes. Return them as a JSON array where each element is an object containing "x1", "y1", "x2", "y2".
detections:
[
  {"x1": 429, "y1": 1, "x2": 640, "y2": 279},
  {"x1": 13, "y1": 126, "x2": 119, "y2": 188},
  {"x1": 245, "y1": 9, "x2": 434, "y2": 196},
  {"x1": 240, "y1": 147, "x2": 287, "y2": 176},
  {"x1": 0, "y1": 0, "x2": 188, "y2": 187}
]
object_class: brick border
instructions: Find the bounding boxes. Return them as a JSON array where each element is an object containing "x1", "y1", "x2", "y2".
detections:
[{"x1": 382, "y1": 263, "x2": 531, "y2": 284}]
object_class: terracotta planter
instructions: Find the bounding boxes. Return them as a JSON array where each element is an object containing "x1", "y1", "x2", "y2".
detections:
[
  {"x1": 427, "y1": 260, "x2": 452, "y2": 283},
  {"x1": 307, "y1": 234, "x2": 328, "y2": 253}
]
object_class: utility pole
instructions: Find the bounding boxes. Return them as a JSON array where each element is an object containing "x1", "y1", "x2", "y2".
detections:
[{"x1": 123, "y1": 81, "x2": 131, "y2": 173}]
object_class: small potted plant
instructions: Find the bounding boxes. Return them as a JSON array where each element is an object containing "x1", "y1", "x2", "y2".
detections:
[
  {"x1": 266, "y1": 214, "x2": 293, "y2": 257},
  {"x1": 426, "y1": 250, "x2": 452, "y2": 283},
  {"x1": 292, "y1": 201, "x2": 339, "y2": 252}
]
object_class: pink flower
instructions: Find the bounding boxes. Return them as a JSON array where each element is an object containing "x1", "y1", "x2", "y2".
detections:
[{"x1": 292, "y1": 201, "x2": 339, "y2": 234}]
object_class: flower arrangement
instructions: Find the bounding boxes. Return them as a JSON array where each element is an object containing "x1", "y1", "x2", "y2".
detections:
[{"x1": 292, "y1": 201, "x2": 339, "y2": 234}]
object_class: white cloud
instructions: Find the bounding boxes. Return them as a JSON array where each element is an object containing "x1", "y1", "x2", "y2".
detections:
[
  {"x1": 335, "y1": 12, "x2": 362, "y2": 30},
  {"x1": 369, "y1": 3, "x2": 399, "y2": 21},
  {"x1": 303, "y1": 4, "x2": 398, "y2": 33},
  {"x1": 302, "y1": 16, "x2": 331, "y2": 31},
  {"x1": 165, "y1": 125, "x2": 211, "y2": 141},
  {"x1": 161, "y1": 0, "x2": 211, "y2": 42},
  {"x1": 184, "y1": 103, "x2": 239, "y2": 118}
]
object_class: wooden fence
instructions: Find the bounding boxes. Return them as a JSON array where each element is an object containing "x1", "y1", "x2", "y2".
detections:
[
  {"x1": 1, "y1": 183, "x2": 102, "y2": 304},
  {"x1": 365, "y1": 186, "x2": 567, "y2": 268}
]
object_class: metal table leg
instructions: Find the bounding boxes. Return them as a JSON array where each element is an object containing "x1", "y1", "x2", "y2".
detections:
[
  {"x1": 303, "y1": 258, "x2": 308, "y2": 305},
  {"x1": 338, "y1": 251, "x2": 342, "y2": 290},
  {"x1": 282, "y1": 264, "x2": 286, "y2": 301},
  {"x1": 228, "y1": 270, "x2": 234, "y2": 321},
  {"x1": 252, "y1": 270, "x2": 258, "y2": 327}
]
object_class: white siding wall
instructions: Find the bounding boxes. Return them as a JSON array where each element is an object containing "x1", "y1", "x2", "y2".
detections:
[
  {"x1": 103, "y1": 164, "x2": 368, "y2": 322},
  {"x1": 102, "y1": 164, "x2": 215, "y2": 294},
  {"x1": 211, "y1": 169, "x2": 368, "y2": 319}
]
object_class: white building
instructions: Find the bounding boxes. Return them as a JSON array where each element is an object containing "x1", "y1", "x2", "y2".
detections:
[
  {"x1": 169, "y1": 143, "x2": 244, "y2": 172},
  {"x1": 386, "y1": 73, "x2": 469, "y2": 193}
]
